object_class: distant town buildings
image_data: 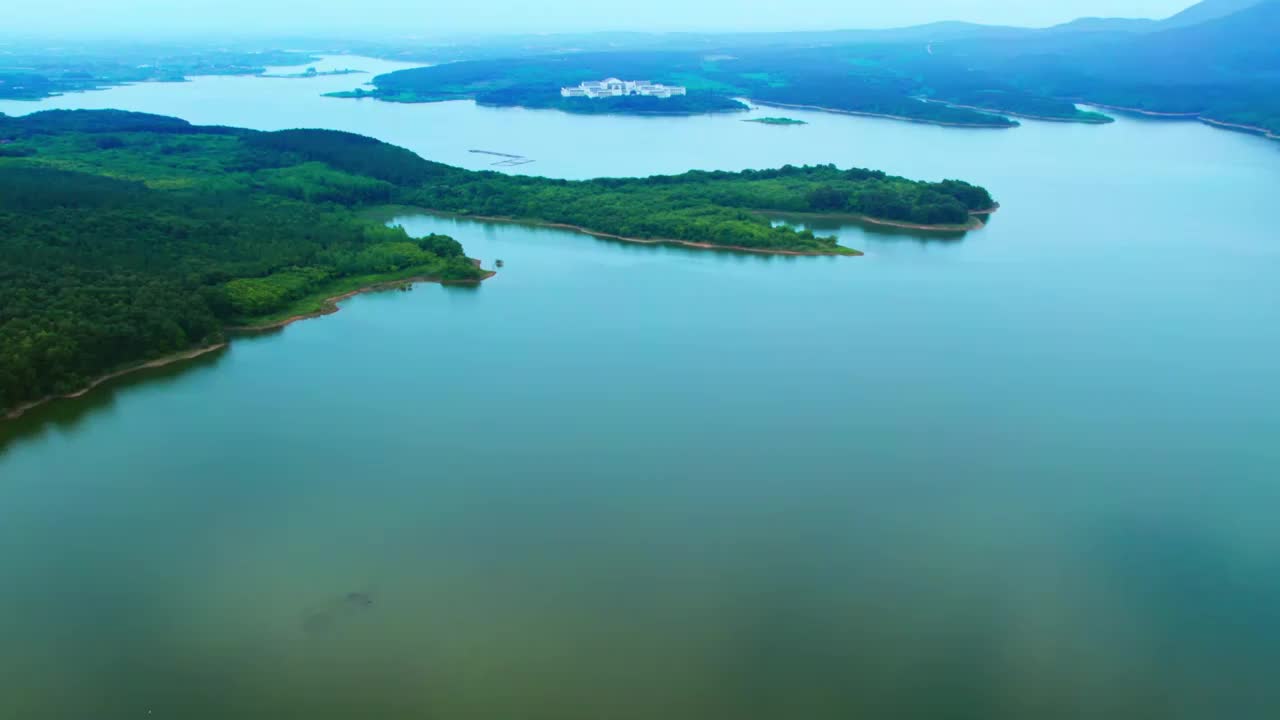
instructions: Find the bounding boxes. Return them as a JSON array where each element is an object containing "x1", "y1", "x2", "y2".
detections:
[{"x1": 561, "y1": 78, "x2": 689, "y2": 99}]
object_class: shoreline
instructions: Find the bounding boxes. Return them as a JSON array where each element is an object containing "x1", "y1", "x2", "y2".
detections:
[
  {"x1": 411, "y1": 206, "x2": 992, "y2": 249},
  {"x1": 2, "y1": 343, "x2": 228, "y2": 423},
  {"x1": 762, "y1": 207, "x2": 992, "y2": 233},
  {"x1": 475, "y1": 100, "x2": 749, "y2": 117},
  {"x1": 1083, "y1": 102, "x2": 1202, "y2": 119},
  {"x1": 1083, "y1": 103, "x2": 1279, "y2": 140},
  {"x1": 329, "y1": 93, "x2": 748, "y2": 117},
  {"x1": 749, "y1": 100, "x2": 1018, "y2": 129},
  {"x1": 3, "y1": 194, "x2": 991, "y2": 424},
  {"x1": 1197, "y1": 117, "x2": 1280, "y2": 141},
  {"x1": 3, "y1": 270, "x2": 495, "y2": 423},
  {"x1": 418, "y1": 211, "x2": 863, "y2": 256},
  {"x1": 228, "y1": 270, "x2": 496, "y2": 333},
  {"x1": 918, "y1": 98, "x2": 1114, "y2": 124}
]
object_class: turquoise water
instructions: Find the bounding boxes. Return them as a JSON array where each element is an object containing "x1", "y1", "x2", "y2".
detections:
[{"x1": 2, "y1": 58, "x2": 1280, "y2": 718}]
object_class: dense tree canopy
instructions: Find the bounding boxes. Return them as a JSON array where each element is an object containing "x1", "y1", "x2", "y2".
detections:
[
  {"x1": 410, "y1": 164, "x2": 992, "y2": 249},
  {"x1": 0, "y1": 112, "x2": 482, "y2": 413}
]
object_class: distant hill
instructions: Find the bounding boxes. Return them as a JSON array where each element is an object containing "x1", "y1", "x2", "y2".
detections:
[
  {"x1": 1160, "y1": 0, "x2": 1266, "y2": 28},
  {"x1": 770, "y1": 0, "x2": 1280, "y2": 134},
  {"x1": 1036, "y1": 0, "x2": 1280, "y2": 85},
  {"x1": 1134, "y1": 0, "x2": 1280, "y2": 68},
  {"x1": 947, "y1": 0, "x2": 1280, "y2": 132},
  {"x1": 1045, "y1": 0, "x2": 1266, "y2": 33},
  {"x1": 1047, "y1": 17, "x2": 1160, "y2": 33}
]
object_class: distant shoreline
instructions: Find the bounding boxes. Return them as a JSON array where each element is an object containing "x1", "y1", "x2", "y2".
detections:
[
  {"x1": 2, "y1": 343, "x2": 228, "y2": 423},
  {"x1": 1084, "y1": 103, "x2": 1279, "y2": 140},
  {"x1": 749, "y1": 100, "x2": 1018, "y2": 129},
  {"x1": 327, "y1": 91, "x2": 748, "y2": 117},
  {"x1": 917, "y1": 98, "x2": 1114, "y2": 124},
  {"x1": 1083, "y1": 102, "x2": 1201, "y2": 119},
  {"x1": 1197, "y1": 117, "x2": 1279, "y2": 141}
]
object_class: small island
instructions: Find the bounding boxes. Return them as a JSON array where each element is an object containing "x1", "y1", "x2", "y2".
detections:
[
  {"x1": 744, "y1": 117, "x2": 808, "y2": 126},
  {"x1": 326, "y1": 84, "x2": 747, "y2": 115},
  {"x1": 0, "y1": 109, "x2": 996, "y2": 418},
  {"x1": 262, "y1": 66, "x2": 366, "y2": 79}
]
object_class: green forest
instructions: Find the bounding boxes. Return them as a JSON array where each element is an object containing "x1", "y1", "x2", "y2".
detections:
[
  {"x1": 0, "y1": 111, "x2": 481, "y2": 414},
  {"x1": 0, "y1": 109, "x2": 993, "y2": 414},
  {"x1": 407, "y1": 166, "x2": 993, "y2": 244}
]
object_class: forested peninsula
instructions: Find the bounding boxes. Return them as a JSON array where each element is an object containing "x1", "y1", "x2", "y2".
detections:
[{"x1": 0, "y1": 109, "x2": 994, "y2": 416}]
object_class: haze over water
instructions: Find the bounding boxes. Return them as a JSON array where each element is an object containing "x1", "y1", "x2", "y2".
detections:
[{"x1": 2, "y1": 57, "x2": 1279, "y2": 718}]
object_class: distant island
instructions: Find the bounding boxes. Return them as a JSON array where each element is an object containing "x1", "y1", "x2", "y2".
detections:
[
  {"x1": 261, "y1": 66, "x2": 366, "y2": 79},
  {"x1": 0, "y1": 109, "x2": 996, "y2": 417},
  {"x1": 744, "y1": 117, "x2": 808, "y2": 125}
]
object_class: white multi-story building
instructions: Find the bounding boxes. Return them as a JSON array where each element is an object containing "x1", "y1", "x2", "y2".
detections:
[{"x1": 561, "y1": 78, "x2": 688, "y2": 99}]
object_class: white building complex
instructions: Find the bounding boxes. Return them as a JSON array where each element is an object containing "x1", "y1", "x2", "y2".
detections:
[{"x1": 561, "y1": 78, "x2": 689, "y2": 99}]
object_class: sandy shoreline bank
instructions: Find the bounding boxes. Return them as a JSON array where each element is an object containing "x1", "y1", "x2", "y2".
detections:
[
  {"x1": 763, "y1": 208, "x2": 992, "y2": 233},
  {"x1": 918, "y1": 98, "x2": 1114, "y2": 124},
  {"x1": 1084, "y1": 103, "x2": 1279, "y2": 140},
  {"x1": 417, "y1": 208, "x2": 992, "y2": 253},
  {"x1": 1084, "y1": 102, "x2": 1202, "y2": 119},
  {"x1": 421, "y1": 211, "x2": 864, "y2": 255},
  {"x1": 749, "y1": 100, "x2": 1018, "y2": 129},
  {"x1": 2, "y1": 343, "x2": 229, "y2": 423},
  {"x1": 1198, "y1": 117, "x2": 1280, "y2": 140}
]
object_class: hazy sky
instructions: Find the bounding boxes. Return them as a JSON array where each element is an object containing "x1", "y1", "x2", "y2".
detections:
[{"x1": 10, "y1": 0, "x2": 1198, "y2": 36}]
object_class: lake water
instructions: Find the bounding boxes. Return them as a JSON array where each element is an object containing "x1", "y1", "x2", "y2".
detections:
[{"x1": 2, "y1": 57, "x2": 1279, "y2": 719}]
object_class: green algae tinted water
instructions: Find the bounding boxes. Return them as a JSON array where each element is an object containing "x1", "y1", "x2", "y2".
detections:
[{"x1": 1, "y1": 57, "x2": 1279, "y2": 719}]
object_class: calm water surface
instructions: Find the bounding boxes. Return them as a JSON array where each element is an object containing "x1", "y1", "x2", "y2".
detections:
[{"x1": 2, "y1": 57, "x2": 1279, "y2": 719}]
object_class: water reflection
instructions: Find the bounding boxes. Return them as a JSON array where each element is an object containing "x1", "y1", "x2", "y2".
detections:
[
  {"x1": 0, "y1": 346, "x2": 229, "y2": 455},
  {"x1": 770, "y1": 213, "x2": 973, "y2": 245}
]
